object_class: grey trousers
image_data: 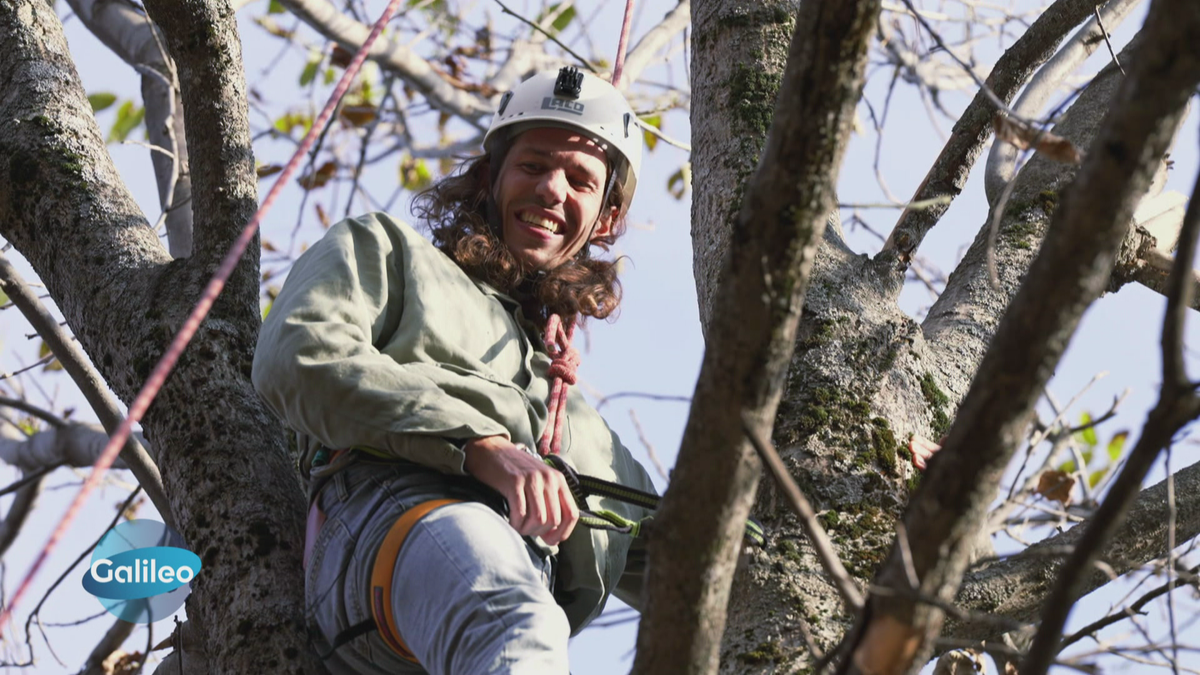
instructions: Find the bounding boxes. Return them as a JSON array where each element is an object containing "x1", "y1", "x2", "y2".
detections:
[{"x1": 306, "y1": 458, "x2": 571, "y2": 674}]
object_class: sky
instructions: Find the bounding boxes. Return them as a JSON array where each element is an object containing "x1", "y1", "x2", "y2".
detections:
[{"x1": 1, "y1": 0, "x2": 1198, "y2": 673}]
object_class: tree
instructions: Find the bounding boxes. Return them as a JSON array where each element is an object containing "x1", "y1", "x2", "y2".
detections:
[{"x1": 0, "y1": 1, "x2": 1197, "y2": 674}]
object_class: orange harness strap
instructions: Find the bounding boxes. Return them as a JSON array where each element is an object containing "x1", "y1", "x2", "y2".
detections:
[{"x1": 370, "y1": 498, "x2": 463, "y2": 663}]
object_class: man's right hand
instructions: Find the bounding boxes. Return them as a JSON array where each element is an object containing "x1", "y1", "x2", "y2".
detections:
[{"x1": 463, "y1": 436, "x2": 580, "y2": 546}]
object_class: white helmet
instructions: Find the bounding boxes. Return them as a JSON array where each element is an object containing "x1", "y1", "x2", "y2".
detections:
[{"x1": 484, "y1": 67, "x2": 642, "y2": 215}]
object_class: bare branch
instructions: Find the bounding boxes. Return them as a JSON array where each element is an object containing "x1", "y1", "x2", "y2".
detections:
[
  {"x1": 0, "y1": 252, "x2": 168, "y2": 525},
  {"x1": 619, "y1": 0, "x2": 690, "y2": 87},
  {"x1": 983, "y1": 0, "x2": 1143, "y2": 203},
  {"x1": 880, "y1": 0, "x2": 1108, "y2": 266},
  {"x1": 848, "y1": 0, "x2": 1200, "y2": 671},
  {"x1": 66, "y1": 0, "x2": 194, "y2": 258},
  {"x1": 1021, "y1": 86, "x2": 1200, "y2": 675},
  {"x1": 276, "y1": 0, "x2": 491, "y2": 120},
  {"x1": 633, "y1": 2, "x2": 881, "y2": 672}
]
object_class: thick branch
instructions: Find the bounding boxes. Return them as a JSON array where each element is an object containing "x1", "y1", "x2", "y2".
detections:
[
  {"x1": 879, "y1": 0, "x2": 1107, "y2": 268},
  {"x1": 141, "y1": 0, "x2": 257, "y2": 312},
  {"x1": 66, "y1": 0, "x2": 194, "y2": 258},
  {"x1": 952, "y1": 455, "x2": 1200, "y2": 639},
  {"x1": 633, "y1": 2, "x2": 881, "y2": 673},
  {"x1": 277, "y1": 0, "x2": 491, "y2": 120},
  {"x1": 846, "y1": 0, "x2": 1200, "y2": 672}
]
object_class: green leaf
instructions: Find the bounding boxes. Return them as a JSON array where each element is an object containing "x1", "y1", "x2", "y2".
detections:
[
  {"x1": 1080, "y1": 448, "x2": 1093, "y2": 467},
  {"x1": 324, "y1": 67, "x2": 336, "y2": 86},
  {"x1": 1088, "y1": 468, "x2": 1107, "y2": 488},
  {"x1": 88, "y1": 92, "x2": 117, "y2": 113},
  {"x1": 1077, "y1": 412, "x2": 1098, "y2": 447},
  {"x1": 1058, "y1": 459, "x2": 1076, "y2": 474},
  {"x1": 0, "y1": 288, "x2": 8, "y2": 306},
  {"x1": 107, "y1": 100, "x2": 145, "y2": 143},
  {"x1": 300, "y1": 55, "x2": 322, "y2": 87},
  {"x1": 1107, "y1": 431, "x2": 1129, "y2": 462},
  {"x1": 267, "y1": 0, "x2": 285, "y2": 13},
  {"x1": 537, "y1": 3, "x2": 576, "y2": 33},
  {"x1": 38, "y1": 340, "x2": 62, "y2": 371},
  {"x1": 399, "y1": 156, "x2": 432, "y2": 191},
  {"x1": 641, "y1": 115, "x2": 661, "y2": 152},
  {"x1": 261, "y1": 300, "x2": 273, "y2": 321}
]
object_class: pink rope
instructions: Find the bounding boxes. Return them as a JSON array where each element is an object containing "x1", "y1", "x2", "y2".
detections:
[
  {"x1": 610, "y1": 0, "x2": 636, "y2": 87},
  {"x1": 0, "y1": 0, "x2": 404, "y2": 636},
  {"x1": 538, "y1": 0, "x2": 636, "y2": 456},
  {"x1": 537, "y1": 314, "x2": 579, "y2": 456}
]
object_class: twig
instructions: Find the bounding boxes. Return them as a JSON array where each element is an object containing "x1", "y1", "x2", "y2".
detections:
[
  {"x1": 0, "y1": 396, "x2": 65, "y2": 429},
  {"x1": 838, "y1": 196, "x2": 952, "y2": 211},
  {"x1": 493, "y1": 0, "x2": 597, "y2": 73},
  {"x1": 1093, "y1": 6, "x2": 1125, "y2": 76},
  {"x1": 741, "y1": 413, "x2": 864, "y2": 613},
  {"x1": 594, "y1": 391, "x2": 691, "y2": 412},
  {"x1": 628, "y1": 409, "x2": 669, "y2": 482}
]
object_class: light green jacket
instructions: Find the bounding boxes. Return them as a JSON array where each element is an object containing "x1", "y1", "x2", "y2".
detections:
[{"x1": 252, "y1": 212, "x2": 656, "y2": 632}]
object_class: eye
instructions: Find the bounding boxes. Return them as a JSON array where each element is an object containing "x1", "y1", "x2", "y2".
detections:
[{"x1": 520, "y1": 162, "x2": 543, "y2": 174}]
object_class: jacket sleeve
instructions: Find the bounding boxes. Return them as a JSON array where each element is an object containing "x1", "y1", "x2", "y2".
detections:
[{"x1": 252, "y1": 213, "x2": 511, "y2": 475}]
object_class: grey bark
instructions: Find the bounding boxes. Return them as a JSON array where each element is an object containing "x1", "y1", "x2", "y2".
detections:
[
  {"x1": 639, "y1": 1, "x2": 879, "y2": 673},
  {"x1": 0, "y1": 1, "x2": 320, "y2": 673},
  {"x1": 699, "y1": 5, "x2": 1199, "y2": 675},
  {"x1": 66, "y1": 0, "x2": 194, "y2": 258}
]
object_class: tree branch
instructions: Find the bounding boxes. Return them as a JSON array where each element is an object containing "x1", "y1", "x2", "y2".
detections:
[
  {"x1": 66, "y1": 0, "x2": 194, "y2": 258},
  {"x1": 1021, "y1": 103, "x2": 1200, "y2": 675},
  {"x1": 845, "y1": 0, "x2": 1200, "y2": 671},
  {"x1": 276, "y1": 0, "x2": 492, "y2": 120},
  {"x1": 633, "y1": 2, "x2": 881, "y2": 673},
  {"x1": 983, "y1": 0, "x2": 1144, "y2": 204},
  {"x1": 879, "y1": 0, "x2": 1107, "y2": 268},
  {"x1": 619, "y1": 0, "x2": 690, "y2": 88}
]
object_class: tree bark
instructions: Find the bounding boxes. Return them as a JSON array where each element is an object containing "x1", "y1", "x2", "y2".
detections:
[
  {"x1": 635, "y1": 2, "x2": 880, "y2": 673},
  {"x1": 0, "y1": 2, "x2": 321, "y2": 672}
]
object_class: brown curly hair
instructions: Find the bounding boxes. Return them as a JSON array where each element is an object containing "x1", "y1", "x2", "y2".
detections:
[{"x1": 412, "y1": 151, "x2": 628, "y2": 326}]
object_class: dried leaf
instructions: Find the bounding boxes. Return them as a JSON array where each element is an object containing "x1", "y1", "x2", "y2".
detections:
[
  {"x1": 298, "y1": 161, "x2": 337, "y2": 190},
  {"x1": 1036, "y1": 469, "x2": 1075, "y2": 506},
  {"x1": 667, "y1": 163, "x2": 691, "y2": 200},
  {"x1": 993, "y1": 113, "x2": 1082, "y2": 165},
  {"x1": 315, "y1": 203, "x2": 331, "y2": 228},
  {"x1": 340, "y1": 105, "x2": 377, "y2": 127},
  {"x1": 331, "y1": 45, "x2": 355, "y2": 69},
  {"x1": 261, "y1": 239, "x2": 278, "y2": 252}
]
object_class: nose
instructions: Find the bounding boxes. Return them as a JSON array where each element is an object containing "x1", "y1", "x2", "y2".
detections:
[{"x1": 534, "y1": 168, "x2": 568, "y2": 205}]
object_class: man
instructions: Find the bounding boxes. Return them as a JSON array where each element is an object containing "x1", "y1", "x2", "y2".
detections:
[{"x1": 252, "y1": 67, "x2": 656, "y2": 674}]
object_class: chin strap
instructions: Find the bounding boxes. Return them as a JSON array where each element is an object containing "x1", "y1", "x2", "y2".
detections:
[{"x1": 538, "y1": 314, "x2": 580, "y2": 456}]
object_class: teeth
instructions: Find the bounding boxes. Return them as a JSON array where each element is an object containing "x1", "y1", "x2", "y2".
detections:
[{"x1": 520, "y1": 213, "x2": 559, "y2": 233}]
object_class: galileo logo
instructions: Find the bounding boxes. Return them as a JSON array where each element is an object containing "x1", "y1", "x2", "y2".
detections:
[
  {"x1": 541, "y1": 96, "x2": 585, "y2": 115},
  {"x1": 82, "y1": 519, "x2": 201, "y2": 624}
]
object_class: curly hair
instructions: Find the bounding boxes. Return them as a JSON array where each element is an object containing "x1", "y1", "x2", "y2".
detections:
[{"x1": 412, "y1": 152, "x2": 627, "y2": 326}]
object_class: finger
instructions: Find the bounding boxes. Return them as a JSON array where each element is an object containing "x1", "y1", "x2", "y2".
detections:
[
  {"x1": 549, "y1": 484, "x2": 578, "y2": 545},
  {"x1": 544, "y1": 473, "x2": 563, "y2": 532},
  {"x1": 508, "y1": 478, "x2": 527, "y2": 530},
  {"x1": 521, "y1": 474, "x2": 548, "y2": 535}
]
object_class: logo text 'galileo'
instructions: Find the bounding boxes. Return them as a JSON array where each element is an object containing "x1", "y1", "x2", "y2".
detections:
[{"x1": 541, "y1": 97, "x2": 585, "y2": 115}]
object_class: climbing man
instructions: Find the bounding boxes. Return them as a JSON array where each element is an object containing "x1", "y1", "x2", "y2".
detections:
[{"x1": 252, "y1": 67, "x2": 658, "y2": 674}]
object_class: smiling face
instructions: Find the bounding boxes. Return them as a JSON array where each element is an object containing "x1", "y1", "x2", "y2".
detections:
[{"x1": 491, "y1": 127, "x2": 617, "y2": 271}]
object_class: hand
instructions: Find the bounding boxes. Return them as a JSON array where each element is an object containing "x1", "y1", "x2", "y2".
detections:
[
  {"x1": 909, "y1": 435, "x2": 943, "y2": 471},
  {"x1": 463, "y1": 436, "x2": 580, "y2": 546}
]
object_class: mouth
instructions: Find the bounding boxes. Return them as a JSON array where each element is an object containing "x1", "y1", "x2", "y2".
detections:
[{"x1": 517, "y1": 210, "x2": 563, "y2": 235}]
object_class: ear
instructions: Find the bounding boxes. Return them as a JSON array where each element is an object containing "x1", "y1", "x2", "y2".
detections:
[{"x1": 590, "y1": 205, "x2": 619, "y2": 241}]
